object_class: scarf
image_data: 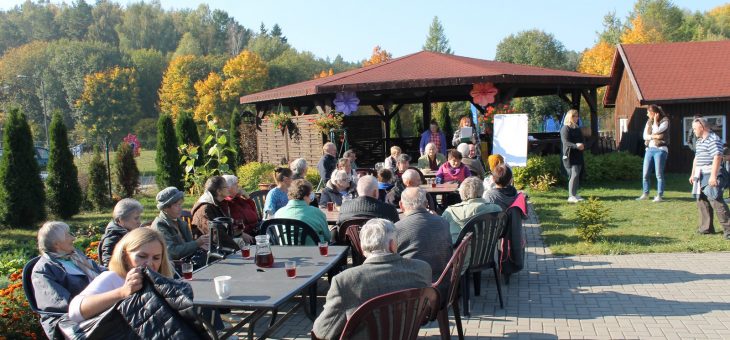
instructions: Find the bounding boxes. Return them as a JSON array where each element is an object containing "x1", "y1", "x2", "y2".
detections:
[{"x1": 46, "y1": 249, "x2": 100, "y2": 280}]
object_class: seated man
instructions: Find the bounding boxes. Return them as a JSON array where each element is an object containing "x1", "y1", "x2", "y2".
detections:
[
  {"x1": 312, "y1": 218, "x2": 431, "y2": 339},
  {"x1": 386, "y1": 168, "x2": 421, "y2": 206},
  {"x1": 442, "y1": 176, "x2": 502, "y2": 243},
  {"x1": 457, "y1": 143, "x2": 485, "y2": 178},
  {"x1": 483, "y1": 164, "x2": 519, "y2": 211},
  {"x1": 275, "y1": 179, "x2": 331, "y2": 243},
  {"x1": 395, "y1": 188, "x2": 452, "y2": 299},
  {"x1": 337, "y1": 175, "x2": 399, "y2": 225}
]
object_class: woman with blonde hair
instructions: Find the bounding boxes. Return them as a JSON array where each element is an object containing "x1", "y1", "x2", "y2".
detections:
[
  {"x1": 68, "y1": 228, "x2": 172, "y2": 322},
  {"x1": 452, "y1": 115, "x2": 477, "y2": 146},
  {"x1": 560, "y1": 109, "x2": 585, "y2": 203}
]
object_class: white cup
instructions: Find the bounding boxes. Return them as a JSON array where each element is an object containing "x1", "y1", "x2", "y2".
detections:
[{"x1": 214, "y1": 275, "x2": 231, "y2": 299}]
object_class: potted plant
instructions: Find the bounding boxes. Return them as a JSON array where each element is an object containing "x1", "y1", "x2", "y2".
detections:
[{"x1": 310, "y1": 113, "x2": 343, "y2": 135}]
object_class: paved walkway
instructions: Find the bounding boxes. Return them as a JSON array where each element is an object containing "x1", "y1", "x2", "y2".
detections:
[{"x1": 236, "y1": 203, "x2": 730, "y2": 339}]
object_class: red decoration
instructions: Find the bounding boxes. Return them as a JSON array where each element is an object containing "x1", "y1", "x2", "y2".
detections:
[
  {"x1": 123, "y1": 133, "x2": 141, "y2": 157},
  {"x1": 470, "y1": 83, "x2": 499, "y2": 107}
]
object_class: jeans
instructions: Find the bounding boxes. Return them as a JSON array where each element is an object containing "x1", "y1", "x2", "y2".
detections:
[
  {"x1": 642, "y1": 148, "x2": 667, "y2": 196},
  {"x1": 568, "y1": 164, "x2": 581, "y2": 197}
]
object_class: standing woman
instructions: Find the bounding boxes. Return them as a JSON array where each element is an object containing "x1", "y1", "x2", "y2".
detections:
[
  {"x1": 560, "y1": 109, "x2": 585, "y2": 203},
  {"x1": 452, "y1": 116, "x2": 477, "y2": 146},
  {"x1": 637, "y1": 105, "x2": 670, "y2": 202}
]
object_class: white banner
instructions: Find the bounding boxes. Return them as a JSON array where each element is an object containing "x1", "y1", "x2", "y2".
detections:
[{"x1": 493, "y1": 114, "x2": 528, "y2": 167}]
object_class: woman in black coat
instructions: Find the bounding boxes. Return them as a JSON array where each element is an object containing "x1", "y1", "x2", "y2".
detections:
[
  {"x1": 99, "y1": 198, "x2": 143, "y2": 266},
  {"x1": 560, "y1": 109, "x2": 585, "y2": 203}
]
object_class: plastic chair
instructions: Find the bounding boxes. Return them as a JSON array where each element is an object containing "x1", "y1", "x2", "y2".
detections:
[
  {"x1": 263, "y1": 218, "x2": 322, "y2": 246},
  {"x1": 455, "y1": 211, "x2": 508, "y2": 315},
  {"x1": 249, "y1": 190, "x2": 269, "y2": 221},
  {"x1": 23, "y1": 256, "x2": 65, "y2": 318},
  {"x1": 335, "y1": 218, "x2": 370, "y2": 245},
  {"x1": 408, "y1": 166, "x2": 427, "y2": 184},
  {"x1": 339, "y1": 287, "x2": 440, "y2": 340},
  {"x1": 432, "y1": 233, "x2": 473, "y2": 340},
  {"x1": 344, "y1": 225, "x2": 365, "y2": 267}
]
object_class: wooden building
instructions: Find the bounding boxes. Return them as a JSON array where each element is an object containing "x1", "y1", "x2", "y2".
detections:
[
  {"x1": 243, "y1": 51, "x2": 609, "y2": 167},
  {"x1": 604, "y1": 40, "x2": 730, "y2": 173}
]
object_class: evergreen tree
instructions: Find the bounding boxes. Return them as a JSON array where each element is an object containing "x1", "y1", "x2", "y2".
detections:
[
  {"x1": 46, "y1": 111, "x2": 82, "y2": 219},
  {"x1": 0, "y1": 108, "x2": 46, "y2": 228},
  {"x1": 175, "y1": 110, "x2": 203, "y2": 166},
  {"x1": 390, "y1": 112, "x2": 402, "y2": 138},
  {"x1": 229, "y1": 107, "x2": 244, "y2": 167},
  {"x1": 434, "y1": 103, "x2": 454, "y2": 145},
  {"x1": 156, "y1": 113, "x2": 184, "y2": 189},
  {"x1": 87, "y1": 147, "x2": 110, "y2": 211},
  {"x1": 114, "y1": 142, "x2": 140, "y2": 198},
  {"x1": 423, "y1": 16, "x2": 453, "y2": 54}
]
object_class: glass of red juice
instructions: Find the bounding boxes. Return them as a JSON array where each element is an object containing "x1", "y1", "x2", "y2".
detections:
[
  {"x1": 181, "y1": 262, "x2": 193, "y2": 280},
  {"x1": 285, "y1": 261, "x2": 297, "y2": 278},
  {"x1": 241, "y1": 244, "x2": 251, "y2": 258},
  {"x1": 318, "y1": 242, "x2": 329, "y2": 256}
]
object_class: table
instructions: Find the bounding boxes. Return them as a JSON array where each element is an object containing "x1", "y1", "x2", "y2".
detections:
[
  {"x1": 421, "y1": 169, "x2": 437, "y2": 179},
  {"x1": 319, "y1": 207, "x2": 404, "y2": 225},
  {"x1": 189, "y1": 245, "x2": 348, "y2": 340},
  {"x1": 419, "y1": 183, "x2": 459, "y2": 194}
]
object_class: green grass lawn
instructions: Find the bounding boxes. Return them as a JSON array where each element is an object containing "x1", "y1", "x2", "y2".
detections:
[
  {"x1": 74, "y1": 149, "x2": 157, "y2": 177},
  {"x1": 530, "y1": 172, "x2": 730, "y2": 255}
]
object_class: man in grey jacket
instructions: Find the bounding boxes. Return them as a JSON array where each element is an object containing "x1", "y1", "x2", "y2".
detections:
[{"x1": 312, "y1": 218, "x2": 431, "y2": 339}]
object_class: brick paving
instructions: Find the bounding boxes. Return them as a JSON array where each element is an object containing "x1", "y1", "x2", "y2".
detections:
[{"x1": 230, "y1": 202, "x2": 730, "y2": 339}]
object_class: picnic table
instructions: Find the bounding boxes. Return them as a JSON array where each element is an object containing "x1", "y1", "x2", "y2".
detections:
[
  {"x1": 419, "y1": 182, "x2": 459, "y2": 194},
  {"x1": 189, "y1": 245, "x2": 348, "y2": 340},
  {"x1": 319, "y1": 207, "x2": 404, "y2": 225}
]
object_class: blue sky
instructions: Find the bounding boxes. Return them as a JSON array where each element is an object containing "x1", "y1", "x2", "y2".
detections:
[{"x1": 0, "y1": 0, "x2": 725, "y2": 62}]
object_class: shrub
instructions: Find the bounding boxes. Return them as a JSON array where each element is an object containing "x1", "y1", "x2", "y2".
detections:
[
  {"x1": 175, "y1": 110, "x2": 202, "y2": 167},
  {"x1": 0, "y1": 268, "x2": 44, "y2": 339},
  {"x1": 46, "y1": 112, "x2": 82, "y2": 219},
  {"x1": 229, "y1": 107, "x2": 244, "y2": 168},
  {"x1": 583, "y1": 151, "x2": 642, "y2": 183},
  {"x1": 512, "y1": 154, "x2": 561, "y2": 190},
  {"x1": 180, "y1": 115, "x2": 236, "y2": 196},
  {"x1": 156, "y1": 114, "x2": 184, "y2": 190},
  {"x1": 0, "y1": 108, "x2": 46, "y2": 229},
  {"x1": 237, "y1": 162, "x2": 277, "y2": 193},
  {"x1": 530, "y1": 173, "x2": 557, "y2": 192},
  {"x1": 87, "y1": 147, "x2": 111, "y2": 211},
  {"x1": 305, "y1": 167, "x2": 321, "y2": 188},
  {"x1": 114, "y1": 142, "x2": 140, "y2": 198},
  {"x1": 575, "y1": 196, "x2": 610, "y2": 243}
]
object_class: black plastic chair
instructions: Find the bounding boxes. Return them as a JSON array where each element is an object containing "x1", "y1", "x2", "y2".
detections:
[
  {"x1": 249, "y1": 190, "x2": 269, "y2": 221},
  {"x1": 264, "y1": 218, "x2": 322, "y2": 246},
  {"x1": 454, "y1": 211, "x2": 508, "y2": 315}
]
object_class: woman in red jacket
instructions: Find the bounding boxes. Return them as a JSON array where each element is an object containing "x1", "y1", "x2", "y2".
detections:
[{"x1": 221, "y1": 175, "x2": 260, "y2": 239}]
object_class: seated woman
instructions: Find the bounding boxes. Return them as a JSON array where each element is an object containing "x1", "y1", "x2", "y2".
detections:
[
  {"x1": 221, "y1": 175, "x2": 259, "y2": 239},
  {"x1": 483, "y1": 164, "x2": 519, "y2": 211},
  {"x1": 99, "y1": 198, "x2": 143, "y2": 267},
  {"x1": 319, "y1": 169, "x2": 356, "y2": 208},
  {"x1": 436, "y1": 149, "x2": 472, "y2": 184},
  {"x1": 457, "y1": 143, "x2": 485, "y2": 178},
  {"x1": 290, "y1": 158, "x2": 308, "y2": 180},
  {"x1": 191, "y1": 176, "x2": 243, "y2": 250},
  {"x1": 483, "y1": 154, "x2": 504, "y2": 191},
  {"x1": 263, "y1": 168, "x2": 293, "y2": 219},
  {"x1": 441, "y1": 177, "x2": 501, "y2": 243},
  {"x1": 151, "y1": 187, "x2": 209, "y2": 263},
  {"x1": 383, "y1": 146, "x2": 401, "y2": 173},
  {"x1": 31, "y1": 221, "x2": 106, "y2": 338},
  {"x1": 275, "y1": 179, "x2": 330, "y2": 243},
  {"x1": 417, "y1": 142, "x2": 446, "y2": 171},
  {"x1": 68, "y1": 228, "x2": 173, "y2": 322}
]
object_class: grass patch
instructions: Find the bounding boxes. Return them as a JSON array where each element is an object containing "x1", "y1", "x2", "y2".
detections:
[
  {"x1": 530, "y1": 172, "x2": 730, "y2": 255},
  {"x1": 75, "y1": 149, "x2": 157, "y2": 177}
]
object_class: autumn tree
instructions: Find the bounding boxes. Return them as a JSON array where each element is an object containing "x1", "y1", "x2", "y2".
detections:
[
  {"x1": 76, "y1": 66, "x2": 141, "y2": 142},
  {"x1": 423, "y1": 16, "x2": 452, "y2": 54},
  {"x1": 577, "y1": 41, "x2": 615, "y2": 76},
  {"x1": 620, "y1": 15, "x2": 665, "y2": 44},
  {"x1": 194, "y1": 72, "x2": 225, "y2": 121},
  {"x1": 159, "y1": 55, "x2": 216, "y2": 120},
  {"x1": 363, "y1": 46, "x2": 392, "y2": 66},
  {"x1": 221, "y1": 50, "x2": 268, "y2": 110},
  {"x1": 128, "y1": 48, "x2": 166, "y2": 118}
]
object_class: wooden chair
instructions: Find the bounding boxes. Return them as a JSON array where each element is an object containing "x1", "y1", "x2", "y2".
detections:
[
  {"x1": 455, "y1": 211, "x2": 508, "y2": 315},
  {"x1": 432, "y1": 233, "x2": 473, "y2": 340},
  {"x1": 249, "y1": 190, "x2": 269, "y2": 221},
  {"x1": 408, "y1": 166, "x2": 427, "y2": 184},
  {"x1": 338, "y1": 287, "x2": 440, "y2": 340},
  {"x1": 344, "y1": 225, "x2": 365, "y2": 266},
  {"x1": 263, "y1": 218, "x2": 322, "y2": 246}
]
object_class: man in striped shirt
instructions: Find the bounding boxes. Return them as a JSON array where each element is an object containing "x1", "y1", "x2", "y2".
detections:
[{"x1": 690, "y1": 117, "x2": 730, "y2": 238}]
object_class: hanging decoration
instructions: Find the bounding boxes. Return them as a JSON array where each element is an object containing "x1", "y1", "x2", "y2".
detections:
[
  {"x1": 470, "y1": 82, "x2": 499, "y2": 107},
  {"x1": 333, "y1": 91, "x2": 360, "y2": 115},
  {"x1": 122, "y1": 133, "x2": 141, "y2": 157}
]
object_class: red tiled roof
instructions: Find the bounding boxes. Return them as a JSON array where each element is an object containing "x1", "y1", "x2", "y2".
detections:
[
  {"x1": 604, "y1": 40, "x2": 730, "y2": 106},
  {"x1": 240, "y1": 51, "x2": 608, "y2": 104}
]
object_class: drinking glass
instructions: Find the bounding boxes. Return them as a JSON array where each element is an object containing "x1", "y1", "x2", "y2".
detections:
[
  {"x1": 241, "y1": 243, "x2": 251, "y2": 258},
  {"x1": 181, "y1": 262, "x2": 193, "y2": 280},
  {"x1": 318, "y1": 242, "x2": 329, "y2": 256},
  {"x1": 285, "y1": 261, "x2": 297, "y2": 278},
  {"x1": 214, "y1": 276, "x2": 231, "y2": 299}
]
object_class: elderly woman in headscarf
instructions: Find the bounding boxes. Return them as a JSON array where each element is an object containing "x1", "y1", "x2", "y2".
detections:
[
  {"x1": 152, "y1": 187, "x2": 209, "y2": 262},
  {"x1": 191, "y1": 176, "x2": 242, "y2": 250},
  {"x1": 483, "y1": 154, "x2": 505, "y2": 191},
  {"x1": 99, "y1": 198, "x2": 144, "y2": 267},
  {"x1": 31, "y1": 221, "x2": 106, "y2": 338},
  {"x1": 319, "y1": 169, "x2": 356, "y2": 208}
]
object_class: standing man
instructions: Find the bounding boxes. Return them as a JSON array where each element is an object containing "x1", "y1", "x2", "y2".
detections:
[
  {"x1": 690, "y1": 117, "x2": 730, "y2": 238},
  {"x1": 317, "y1": 142, "x2": 337, "y2": 184}
]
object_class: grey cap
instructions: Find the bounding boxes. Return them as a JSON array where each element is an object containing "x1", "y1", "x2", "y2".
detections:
[{"x1": 156, "y1": 187, "x2": 184, "y2": 210}]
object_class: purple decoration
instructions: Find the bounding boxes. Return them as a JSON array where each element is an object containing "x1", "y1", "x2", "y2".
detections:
[{"x1": 333, "y1": 91, "x2": 360, "y2": 115}]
